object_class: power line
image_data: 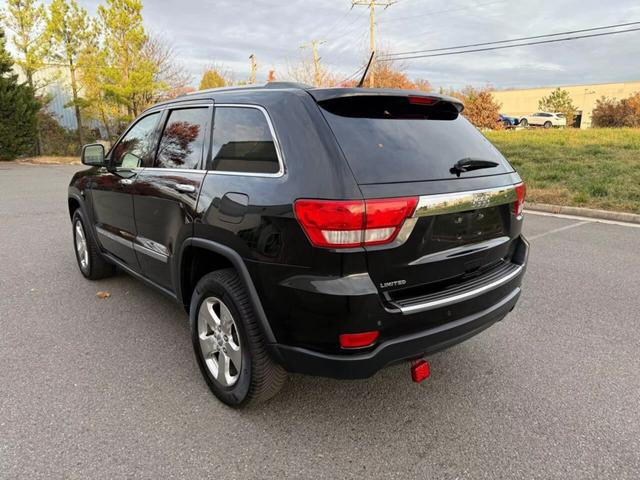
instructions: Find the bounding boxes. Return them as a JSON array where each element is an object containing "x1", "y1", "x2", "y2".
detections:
[
  {"x1": 381, "y1": 21, "x2": 640, "y2": 58},
  {"x1": 316, "y1": 6, "x2": 354, "y2": 40},
  {"x1": 337, "y1": 64, "x2": 366, "y2": 85},
  {"x1": 324, "y1": 15, "x2": 369, "y2": 44},
  {"x1": 377, "y1": 26, "x2": 640, "y2": 62},
  {"x1": 377, "y1": 0, "x2": 508, "y2": 25}
]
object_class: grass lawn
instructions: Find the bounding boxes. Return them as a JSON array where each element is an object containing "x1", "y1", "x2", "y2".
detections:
[{"x1": 485, "y1": 128, "x2": 640, "y2": 214}]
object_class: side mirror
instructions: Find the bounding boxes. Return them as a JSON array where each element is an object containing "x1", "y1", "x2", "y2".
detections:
[{"x1": 81, "y1": 143, "x2": 106, "y2": 167}]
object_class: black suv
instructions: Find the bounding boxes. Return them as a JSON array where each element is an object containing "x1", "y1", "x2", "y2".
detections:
[{"x1": 68, "y1": 83, "x2": 528, "y2": 407}]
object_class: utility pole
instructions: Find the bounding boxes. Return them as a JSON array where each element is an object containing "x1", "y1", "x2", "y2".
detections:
[
  {"x1": 301, "y1": 39, "x2": 326, "y2": 86},
  {"x1": 249, "y1": 54, "x2": 257, "y2": 83},
  {"x1": 351, "y1": 1, "x2": 395, "y2": 87}
]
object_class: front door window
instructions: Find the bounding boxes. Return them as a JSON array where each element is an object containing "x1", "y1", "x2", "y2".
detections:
[{"x1": 111, "y1": 113, "x2": 161, "y2": 168}]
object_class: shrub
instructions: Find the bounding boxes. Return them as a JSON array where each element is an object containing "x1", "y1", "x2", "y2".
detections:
[
  {"x1": 592, "y1": 93, "x2": 640, "y2": 128},
  {"x1": 39, "y1": 110, "x2": 83, "y2": 156},
  {"x1": 450, "y1": 86, "x2": 502, "y2": 129}
]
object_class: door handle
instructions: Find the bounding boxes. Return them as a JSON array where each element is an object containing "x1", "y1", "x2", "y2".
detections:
[{"x1": 173, "y1": 183, "x2": 197, "y2": 194}]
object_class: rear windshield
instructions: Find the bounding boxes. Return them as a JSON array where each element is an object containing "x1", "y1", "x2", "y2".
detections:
[{"x1": 318, "y1": 96, "x2": 514, "y2": 184}]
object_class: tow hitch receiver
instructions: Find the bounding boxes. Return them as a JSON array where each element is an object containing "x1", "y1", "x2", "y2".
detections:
[{"x1": 410, "y1": 359, "x2": 430, "y2": 383}]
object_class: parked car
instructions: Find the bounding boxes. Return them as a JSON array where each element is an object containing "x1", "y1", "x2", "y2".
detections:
[
  {"x1": 498, "y1": 114, "x2": 519, "y2": 129},
  {"x1": 519, "y1": 112, "x2": 566, "y2": 128},
  {"x1": 68, "y1": 83, "x2": 529, "y2": 407}
]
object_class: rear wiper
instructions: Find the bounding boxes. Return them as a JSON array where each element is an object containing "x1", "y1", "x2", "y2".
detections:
[{"x1": 450, "y1": 158, "x2": 499, "y2": 177}]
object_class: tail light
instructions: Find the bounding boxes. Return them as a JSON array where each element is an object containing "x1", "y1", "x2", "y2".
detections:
[
  {"x1": 514, "y1": 182, "x2": 526, "y2": 218},
  {"x1": 339, "y1": 331, "x2": 379, "y2": 349},
  {"x1": 408, "y1": 95, "x2": 438, "y2": 105},
  {"x1": 294, "y1": 197, "x2": 418, "y2": 248}
]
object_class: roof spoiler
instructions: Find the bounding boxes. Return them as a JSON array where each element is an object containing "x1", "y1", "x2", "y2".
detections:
[{"x1": 307, "y1": 88, "x2": 464, "y2": 113}]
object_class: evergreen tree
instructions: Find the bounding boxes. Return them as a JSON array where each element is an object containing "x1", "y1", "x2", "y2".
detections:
[
  {"x1": 0, "y1": 26, "x2": 39, "y2": 160},
  {"x1": 3, "y1": 0, "x2": 50, "y2": 154}
]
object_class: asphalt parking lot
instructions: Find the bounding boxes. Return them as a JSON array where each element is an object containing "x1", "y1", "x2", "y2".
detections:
[{"x1": 1, "y1": 163, "x2": 639, "y2": 479}]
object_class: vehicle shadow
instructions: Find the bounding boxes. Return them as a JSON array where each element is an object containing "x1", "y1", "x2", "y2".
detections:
[{"x1": 245, "y1": 336, "x2": 506, "y2": 429}]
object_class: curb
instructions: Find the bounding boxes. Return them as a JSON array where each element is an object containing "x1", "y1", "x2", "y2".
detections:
[
  {"x1": 526, "y1": 202, "x2": 640, "y2": 225},
  {"x1": 16, "y1": 161, "x2": 81, "y2": 166}
]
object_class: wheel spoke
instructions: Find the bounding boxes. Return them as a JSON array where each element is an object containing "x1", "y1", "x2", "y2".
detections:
[
  {"x1": 206, "y1": 299, "x2": 222, "y2": 329},
  {"x1": 199, "y1": 299, "x2": 218, "y2": 332},
  {"x1": 216, "y1": 352, "x2": 230, "y2": 385},
  {"x1": 226, "y1": 344, "x2": 241, "y2": 370},
  {"x1": 219, "y1": 302, "x2": 233, "y2": 335}
]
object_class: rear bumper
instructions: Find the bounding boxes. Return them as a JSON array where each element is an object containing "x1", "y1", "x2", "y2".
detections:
[{"x1": 271, "y1": 286, "x2": 521, "y2": 379}]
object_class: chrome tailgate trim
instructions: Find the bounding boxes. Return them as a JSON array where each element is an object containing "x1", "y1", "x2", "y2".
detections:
[
  {"x1": 414, "y1": 185, "x2": 517, "y2": 218},
  {"x1": 392, "y1": 263, "x2": 524, "y2": 314}
]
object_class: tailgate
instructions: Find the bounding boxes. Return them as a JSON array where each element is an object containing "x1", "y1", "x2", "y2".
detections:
[{"x1": 313, "y1": 90, "x2": 524, "y2": 300}]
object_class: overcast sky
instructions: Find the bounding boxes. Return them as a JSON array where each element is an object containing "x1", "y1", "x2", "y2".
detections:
[{"x1": 3, "y1": 0, "x2": 639, "y2": 89}]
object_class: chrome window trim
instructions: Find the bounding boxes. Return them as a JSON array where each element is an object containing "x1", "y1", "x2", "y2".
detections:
[
  {"x1": 114, "y1": 167, "x2": 144, "y2": 173},
  {"x1": 142, "y1": 168, "x2": 206, "y2": 174},
  {"x1": 397, "y1": 266, "x2": 524, "y2": 314},
  {"x1": 207, "y1": 103, "x2": 286, "y2": 178},
  {"x1": 413, "y1": 185, "x2": 517, "y2": 218}
]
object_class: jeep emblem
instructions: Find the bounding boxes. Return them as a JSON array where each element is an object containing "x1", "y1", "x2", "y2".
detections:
[{"x1": 471, "y1": 192, "x2": 491, "y2": 208}]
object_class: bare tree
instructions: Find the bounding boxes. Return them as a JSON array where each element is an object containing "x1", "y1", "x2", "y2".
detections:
[{"x1": 142, "y1": 34, "x2": 192, "y2": 104}]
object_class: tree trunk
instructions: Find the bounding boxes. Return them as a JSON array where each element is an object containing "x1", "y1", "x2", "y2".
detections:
[
  {"x1": 27, "y1": 72, "x2": 43, "y2": 156},
  {"x1": 69, "y1": 62, "x2": 85, "y2": 147},
  {"x1": 100, "y1": 106, "x2": 112, "y2": 141}
]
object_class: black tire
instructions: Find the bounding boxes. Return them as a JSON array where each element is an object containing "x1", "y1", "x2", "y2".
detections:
[
  {"x1": 520, "y1": 118, "x2": 528, "y2": 127},
  {"x1": 544, "y1": 121, "x2": 552, "y2": 129},
  {"x1": 72, "y1": 210, "x2": 115, "y2": 280},
  {"x1": 190, "y1": 268, "x2": 286, "y2": 407}
]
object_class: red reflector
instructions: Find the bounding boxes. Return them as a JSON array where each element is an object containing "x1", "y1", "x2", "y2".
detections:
[
  {"x1": 339, "y1": 331, "x2": 379, "y2": 349},
  {"x1": 408, "y1": 95, "x2": 438, "y2": 105},
  {"x1": 514, "y1": 182, "x2": 526, "y2": 217},
  {"x1": 294, "y1": 197, "x2": 417, "y2": 248},
  {"x1": 411, "y1": 359, "x2": 431, "y2": 383}
]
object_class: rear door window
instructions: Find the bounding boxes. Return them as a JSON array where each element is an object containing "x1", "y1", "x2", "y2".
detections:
[
  {"x1": 209, "y1": 106, "x2": 281, "y2": 175},
  {"x1": 156, "y1": 107, "x2": 210, "y2": 169},
  {"x1": 318, "y1": 96, "x2": 513, "y2": 184}
]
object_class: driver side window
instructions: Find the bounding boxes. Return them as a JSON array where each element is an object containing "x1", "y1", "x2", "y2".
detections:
[{"x1": 111, "y1": 113, "x2": 161, "y2": 168}]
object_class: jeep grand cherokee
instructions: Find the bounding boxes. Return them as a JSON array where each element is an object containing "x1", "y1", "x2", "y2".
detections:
[{"x1": 68, "y1": 83, "x2": 528, "y2": 407}]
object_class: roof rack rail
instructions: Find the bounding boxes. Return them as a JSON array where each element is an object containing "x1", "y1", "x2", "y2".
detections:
[
  {"x1": 263, "y1": 81, "x2": 312, "y2": 89},
  {"x1": 184, "y1": 81, "x2": 312, "y2": 97}
]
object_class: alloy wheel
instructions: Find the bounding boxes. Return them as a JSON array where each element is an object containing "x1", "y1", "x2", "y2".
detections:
[
  {"x1": 197, "y1": 296, "x2": 242, "y2": 387},
  {"x1": 74, "y1": 220, "x2": 89, "y2": 271}
]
